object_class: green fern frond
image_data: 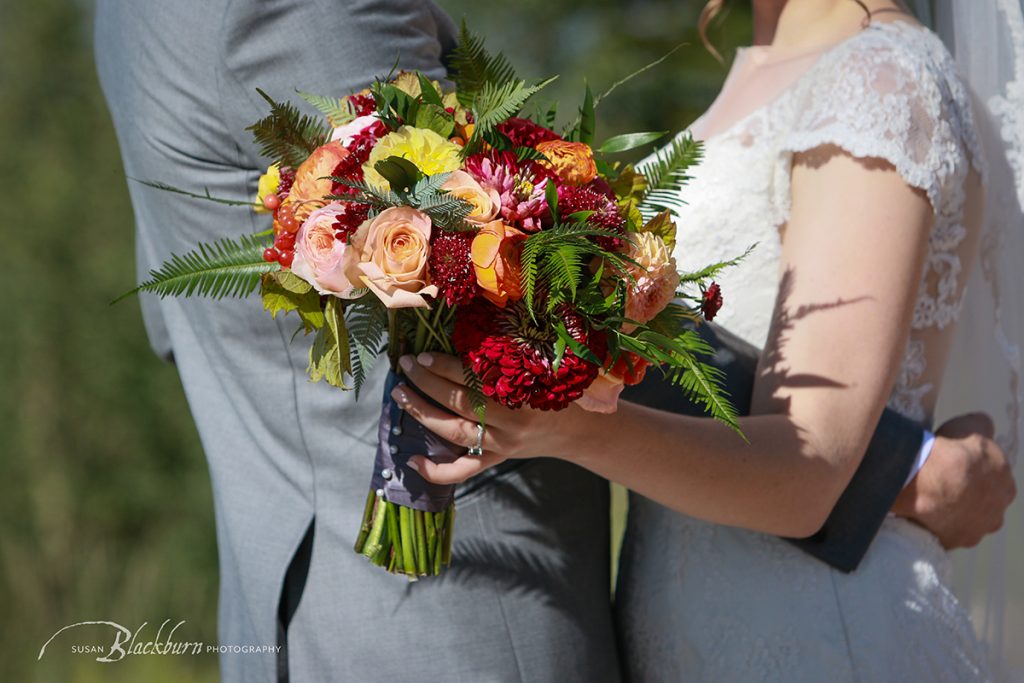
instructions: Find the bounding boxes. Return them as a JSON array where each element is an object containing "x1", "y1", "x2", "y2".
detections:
[
  {"x1": 677, "y1": 244, "x2": 756, "y2": 287},
  {"x1": 469, "y1": 78, "x2": 556, "y2": 149},
  {"x1": 116, "y1": 233, "x2": 275, "y2": 302},
  {"x1": 670, "y1": 351, "x2": 742, "y2": 435},
  {"x1": 463, "y1": 365, "x2": 487, "y2": 425},
  {"x1": 296, "y1": 90, "x2": 356, "y2": 127},
  {"x1": 519, "y1": 221, "x2": 632, "y2": 310},
  {"x1": 247, "y1": 89, "x2": 329, "y2": 168},
  {"x1": 636, "y1": 134, "x2": 704, "y2": 222},
  {"x1": 346, "y1": 296, "x2": 389, "y2": 399},
  {"x1": 131, "y1": 179, "x2": 255, "y2": 206},
  {"x1": 447, "y1": 21, "x2": 518, "y2": 107}
]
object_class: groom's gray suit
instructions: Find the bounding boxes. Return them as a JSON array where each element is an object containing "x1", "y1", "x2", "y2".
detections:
[
  {"x1": 96, "y1": 2, "x2": 929, "y2": 681},
  {"x1": 95, "y1": 2, "x2": 618, "y2": 682}
]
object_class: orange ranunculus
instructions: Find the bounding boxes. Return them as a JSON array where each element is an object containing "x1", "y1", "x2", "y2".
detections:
[
  {"x1": 471, "y1": 220, "x2": 526, "y2": 307},
  {"x1": 535, "y1": 140, "x2": 598, "y2": 186},
  {"x1": 275, "y1": 141, "x2": 348, "y2": 231}
]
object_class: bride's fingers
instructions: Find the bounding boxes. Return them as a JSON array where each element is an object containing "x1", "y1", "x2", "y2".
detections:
[
  {"x1": 398, "y1": 355, "x2": 477, "y2": 421},
  {"x1": 392, "y1": 383, "x2": 486, "y2": 447},
  {"x1": 408, "y1": 452, "x2": 507, "y2": 485}
]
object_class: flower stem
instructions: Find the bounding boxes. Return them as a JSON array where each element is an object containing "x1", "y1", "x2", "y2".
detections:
[
  {"x1": 414, "y1": 509, "x2": 429, "y2": 576},
  {"x1": 360, "y1": 492, "x2": 388, "y2": 562},
  {"x1": 353, "y1": 488, "x2": 377, "y2": 554},
  {"x1": 386, "y1": 502, "x2": 401, "y2": 573},
  {"x1": 399, "y1": 505, "x2": 417, "y2": 579},
  {"x1": 442, "y1": 506, "x2": 454, "y2": 567}
]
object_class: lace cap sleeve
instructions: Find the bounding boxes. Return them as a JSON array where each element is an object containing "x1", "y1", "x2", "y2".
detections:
[{"x1": 775, "y1": 25, "x2": 978, "y2": 213}]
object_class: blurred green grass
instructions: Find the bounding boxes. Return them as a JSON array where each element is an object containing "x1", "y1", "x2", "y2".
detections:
[{"x1": 0, "y1": 0, "x2": 747, "y2": 680}]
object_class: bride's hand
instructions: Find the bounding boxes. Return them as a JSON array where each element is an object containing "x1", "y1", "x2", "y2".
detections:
[{"x1": 393, "y1": 352, "x2": 587, "y2": 484}]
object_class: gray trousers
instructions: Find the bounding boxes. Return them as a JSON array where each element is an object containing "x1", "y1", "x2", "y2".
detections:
[{"x1": 95, "y1": 2, "x2": 620, "y2": 681}]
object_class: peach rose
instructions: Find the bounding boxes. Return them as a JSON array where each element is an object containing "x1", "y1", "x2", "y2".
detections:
[
  {"x1": 471, "y1": 220, "x2": 526, "y2": 307},
  {"x1": 357, "y1": 207, "x2": 438, "y2": 308},
  {"x1": 443, "y1": 170, "x2": 500, "y2": 225},
  {"x1": 535, "y1": 140, "x2": 598, "y2": 186},
  {"x1": 291, "y1": 203, "x2": 362, "y2": 298},
  {"x1": 277, "y1": 140, "x2": 349, "y2": 228},
  {"x1": 622, "y1": 232, "x2": 678, "y2": 325}
]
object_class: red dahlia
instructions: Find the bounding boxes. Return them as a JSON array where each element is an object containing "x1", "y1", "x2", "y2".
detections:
[
  {"x1": 701, "y1": 282, "x2": 723, "y2": 321},
  {"x1": 428, "y1": 230, "x2": 478, "y2": 306},
  {"x1": 557, "y1": 184, "x2": 626, "y2": 250},
  {"x1": 452, "y1": 301, "x2": 602, "y2": 411},
  {"x1": 496, "y1": 117, "x2": 562, "y2": 149}
]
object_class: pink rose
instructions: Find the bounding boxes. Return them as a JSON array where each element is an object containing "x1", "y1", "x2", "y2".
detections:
[
  {"x1": 442, "y1": 170, "x2": 500, "y2": 225},
  {"x1": 357, "y1": 207, "x2": 438, "y2": 308},
  {"x1": 291, "y1": 203, "x2": 362, "y2": 298}
]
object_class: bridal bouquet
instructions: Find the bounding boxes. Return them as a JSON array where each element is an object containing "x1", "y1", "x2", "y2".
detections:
[{"x1": 123, "y1": 26, "x2": 741, "y2": 578}]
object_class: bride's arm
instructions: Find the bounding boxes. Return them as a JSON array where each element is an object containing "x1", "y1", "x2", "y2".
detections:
[{"x1": 398, "y1": 147, "x2": 933, "y2": 538}]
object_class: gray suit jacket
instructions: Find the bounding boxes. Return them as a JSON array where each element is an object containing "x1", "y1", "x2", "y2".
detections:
[
  {"x1": 96, "y1": 2, "x2": 923, "y2": 681},
  {"x1": 96, "y1": 2, "x2": 618, "y2": 682}
]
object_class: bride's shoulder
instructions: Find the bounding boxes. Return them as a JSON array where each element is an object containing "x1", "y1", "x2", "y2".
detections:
[
  {"x1": 781, "y1": 21, "x2": 979, "y2": 205},
  {"x1": 810, "y1": 21, "x2": 969, "y2": 110}
]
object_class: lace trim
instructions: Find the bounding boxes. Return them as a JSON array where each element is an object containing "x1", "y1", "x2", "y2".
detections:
[{"x1": 992, "y1": 0, "x2": 1024, "y2": 210}]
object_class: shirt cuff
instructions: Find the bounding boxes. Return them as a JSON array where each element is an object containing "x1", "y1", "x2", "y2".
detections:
[{"x1": 904, "y1": 429, "x2": 936, "y2": 487}]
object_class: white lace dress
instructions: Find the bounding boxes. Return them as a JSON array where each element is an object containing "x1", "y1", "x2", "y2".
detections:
[{"x1": 616, "y1": 22, "x2": 993, "y2": 682}]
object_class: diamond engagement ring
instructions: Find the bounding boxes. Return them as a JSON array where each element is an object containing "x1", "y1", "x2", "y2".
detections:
[{"x1": 467, "y1": 423, "x2": 485, "y2": 457}]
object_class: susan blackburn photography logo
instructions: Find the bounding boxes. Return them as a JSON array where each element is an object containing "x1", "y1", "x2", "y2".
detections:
[{"x1": 38, "y1": 619, "x2": 280, "y2": 663}]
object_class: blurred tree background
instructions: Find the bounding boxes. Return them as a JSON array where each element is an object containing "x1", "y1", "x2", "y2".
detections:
[{"x1": 0, "y1": 0, "x2": 749, "y2": 680}]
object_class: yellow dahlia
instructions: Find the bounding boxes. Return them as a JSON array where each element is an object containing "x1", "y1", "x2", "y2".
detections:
[{"x1": 363, "y1": 126, "x2": 461, "y2": 190}]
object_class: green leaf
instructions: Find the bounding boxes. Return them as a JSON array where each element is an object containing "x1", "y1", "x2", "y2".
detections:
[
  {"x1": 374, "y1": 156, "x2": 421, "y2": 193},
  {"x1": 545, "y1": 180, "x2": 559, "y2": 222},
  {"x1": 556, "y1": 323, "x2": 601, "y2": 365},
  {"x1": 260, "y1": 271, "x2": 324, "y2": 332},
  {"x1": 640, "y1": 210, "x2": 677, "y2": 250},
  {"x1": 308, "y1": 297, "x2": 352, "y2": 389},
  {"x1": 416, "y1": 73, "x2": 445, "y2": 106},
  {"x1": 116, "y1": 233, "x2": 276, "y2": 303},
  {"x1": 597, "y1": 131, "x2": 667, "y2": 154},
  {"x1": 247, "y1": 89, "x2": 330, "y2": 168},
  {"x1": 552, "y1": 336, "x2": 567, "y2": 373},
  {"x1": 413, "y1": 103, "x2": 456, "y2": 138},
  {"x1": 296, "y1": 90, "x2": 356, "y2": 127},
  {"x1": 578, "y1": 82, "x2": 595, "y2": 145}
]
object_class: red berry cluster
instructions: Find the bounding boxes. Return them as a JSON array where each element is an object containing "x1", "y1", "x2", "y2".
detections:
[{"x1": 262, "y1": 166, "x2": 299, "y2": 268}]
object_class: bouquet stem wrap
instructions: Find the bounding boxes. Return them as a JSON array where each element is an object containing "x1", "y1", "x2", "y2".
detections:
[{"x1": 353, "y1": 370, "x2": 462, "y2": 578}]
